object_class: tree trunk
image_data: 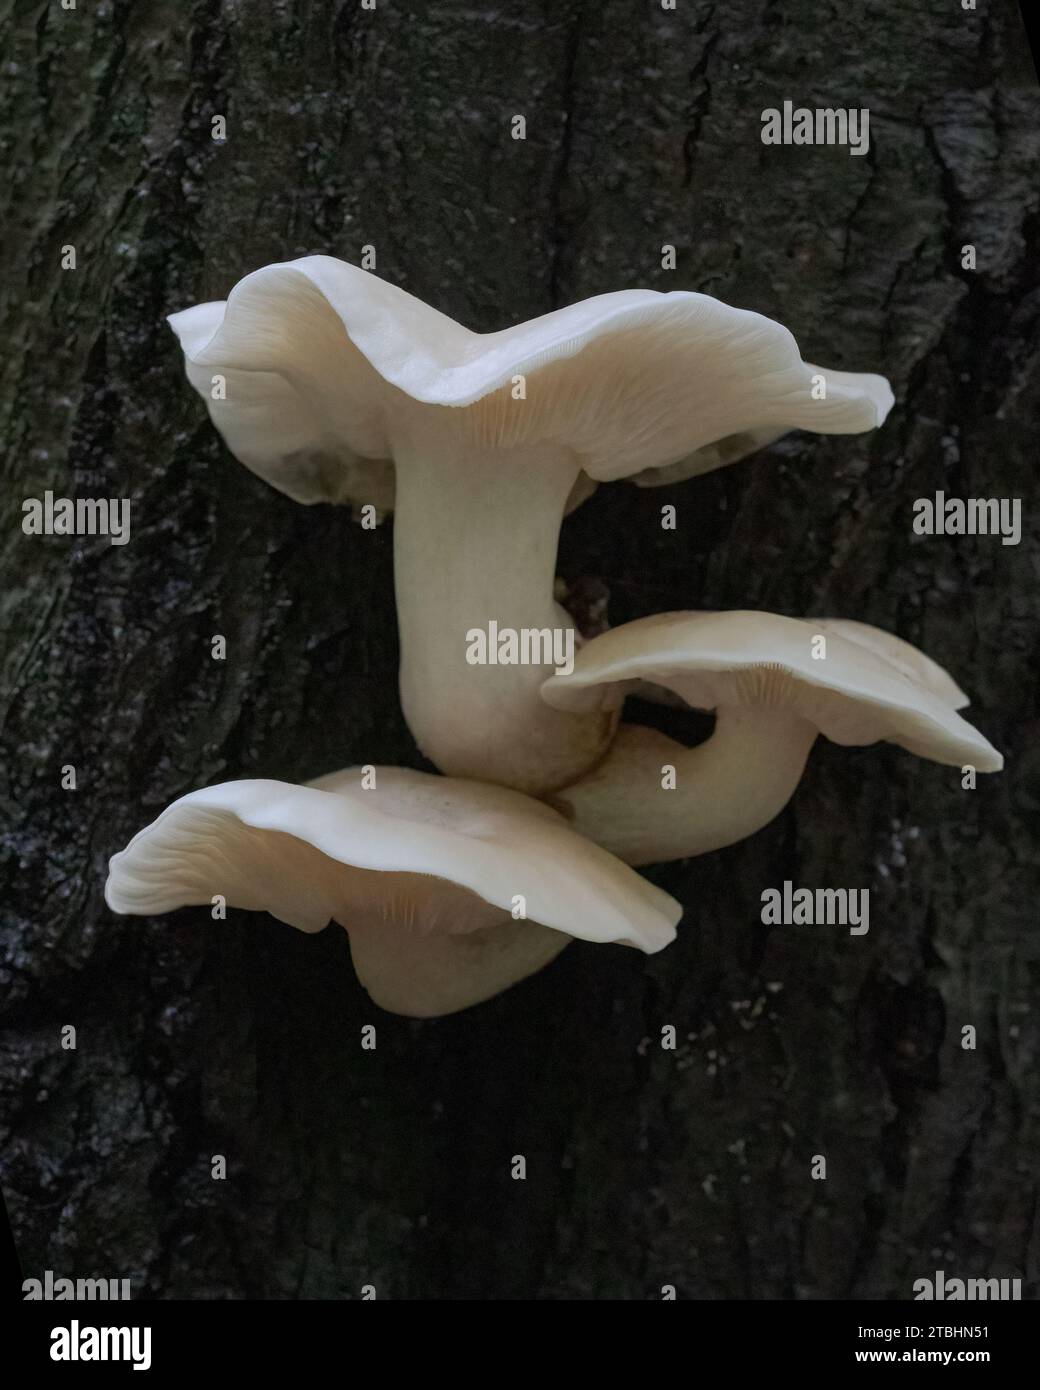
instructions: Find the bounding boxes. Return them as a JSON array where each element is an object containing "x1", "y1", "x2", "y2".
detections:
[{"x1": 1, "y1": 0, "x2": 1037, "y2": 1299}]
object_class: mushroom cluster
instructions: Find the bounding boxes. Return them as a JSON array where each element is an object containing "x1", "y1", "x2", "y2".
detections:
[{"x1": 107, "y1": 257, "x2": 1003, "y2": 1016}]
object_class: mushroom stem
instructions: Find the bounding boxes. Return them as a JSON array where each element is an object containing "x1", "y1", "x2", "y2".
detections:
[
  {"x1": 553, "y1": 707, "x2": 818, "y2": 866},
  {"x1": 392, "y1": 435, "x2": 615, "y2": 793},
  {"x1": 343, "y1": 911, "x2": 570, "y2": 1018}
]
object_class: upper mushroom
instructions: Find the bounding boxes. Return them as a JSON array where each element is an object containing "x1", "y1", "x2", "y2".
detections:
[
  {"x1": 105, "y1": 764, "x2": 681, "y2": 1017},
  {"x1": 541, "y1": 611, "x2": 1002, "y2": 866},
  {"x1": 170, "y1": 256, "x2": 893, "y2": 793}
]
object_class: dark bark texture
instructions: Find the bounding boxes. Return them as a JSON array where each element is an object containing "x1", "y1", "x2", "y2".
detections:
[{"x1": 1, "y1": 0, "x2": 1038, "y2": 1300}]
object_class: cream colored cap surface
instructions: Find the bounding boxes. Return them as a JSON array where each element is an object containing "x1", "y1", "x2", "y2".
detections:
[
  {"x1": 542, "y1": 610, "x2": 1002, "y2": 771},
  {"x1": 106, "y1": 765, "x2": 681, "y2": 952},
  {"x1": 169, "y1": 257, "x2": 892, "y2": 505}
]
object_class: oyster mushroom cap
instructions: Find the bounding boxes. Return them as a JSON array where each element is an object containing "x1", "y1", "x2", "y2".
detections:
[
  {"x1": 168, "y1": 256, "x2": 893, "y2": 503},
  {"x1": 105, "y1": 765, "x2": 681, "y2": 1017},
  {"x1": 541, "y1": 611, "x2": 1002, "y2": 866},
  {"x1": 806, "y1": 617, "x2": 969, "y2": 709},
  {"x1": 542, "y1": 610, "x2": 1000, "y2": 766}
]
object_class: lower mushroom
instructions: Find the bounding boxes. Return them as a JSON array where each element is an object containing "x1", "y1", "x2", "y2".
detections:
[
  {"x1": 540, "y1": 611, "x2": 1004, "y2": 866},
  {"x1": 105, "y1": 765, "x2": 681, "y2": 1017}
]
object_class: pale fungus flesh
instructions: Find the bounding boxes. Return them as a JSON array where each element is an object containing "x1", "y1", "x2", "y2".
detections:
[
  {"x1": 170, "y1": 257, "x2": 893, "y2": 794},
  {"x1": 541, "y1": 611, "x2": 1003, "y2": 866},
  {"x1": 105, "y1": 765, "x2": 682, "y2": 1017}
]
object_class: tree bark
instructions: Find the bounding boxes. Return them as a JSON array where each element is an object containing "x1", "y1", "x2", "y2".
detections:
[{"x1": 1, "y1": 0, "x2": 1037, "y2": 1299}]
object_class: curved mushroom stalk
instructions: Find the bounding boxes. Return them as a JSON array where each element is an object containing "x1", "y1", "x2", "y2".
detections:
[
  {"x1": 543, "y1": 611, "x2": 1003, "y2": 868},
  {"x1": 550, "y1": 713, "x2": 817, "y2": 866},
  {"x1": 105, "y1": 766, "x2": 681, "y2": 1018},
  {"x1": 170, "y1": 256, "x2": 893, "y2": 795},
  {"x1": 389, "y1": 433, "x2": 612, "y2": 790}
]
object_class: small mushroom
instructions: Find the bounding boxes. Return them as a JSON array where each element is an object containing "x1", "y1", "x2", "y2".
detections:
[
  {"x1": 541, "y1": 611, "x2": 1003, "y2": 866},
  {"x1": 105, "y1": 765, "x2": 681, "y2": 1017},
  {"x1": 169, "y1": 257, "x2": 892, "y2": 793}
]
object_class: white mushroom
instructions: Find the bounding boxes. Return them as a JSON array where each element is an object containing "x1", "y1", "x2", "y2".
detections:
[
  {"x1": 105, "y1": 765, "x2": 681, "y2": 1017},
  {"x1": 541, "y1": 611, "x2": 1003, "y2": 866},
  {"x1": 169, "y1": 256, "x2": 893, "y2": 794}
]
